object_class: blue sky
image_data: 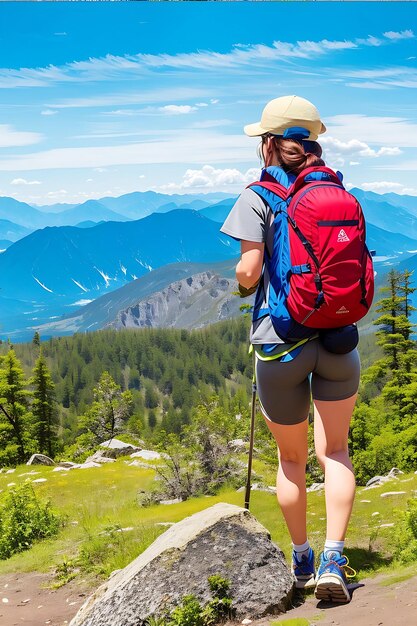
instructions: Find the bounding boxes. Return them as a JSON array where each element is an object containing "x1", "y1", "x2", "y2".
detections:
[{"x1": 0, "y1": 2, "x2": 416, "y2": 205}]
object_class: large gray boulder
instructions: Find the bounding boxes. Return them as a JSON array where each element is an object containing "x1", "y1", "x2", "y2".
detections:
[{"x1": 69, "y1": 503, "x2": 294, "y2": 626}]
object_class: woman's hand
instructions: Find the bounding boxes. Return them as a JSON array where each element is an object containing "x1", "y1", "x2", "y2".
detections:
[{"x1": 236, "y1": 240, "x2": 264, "y2": 290}]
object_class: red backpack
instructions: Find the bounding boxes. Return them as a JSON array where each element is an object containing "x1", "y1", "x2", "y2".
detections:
[{"x1": 248, "y1": 166, "x2": 374, "y2": 341}]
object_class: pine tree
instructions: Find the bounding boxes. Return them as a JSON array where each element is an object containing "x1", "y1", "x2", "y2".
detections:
[
  {"x1": 78, "y1": 372, "x2": 133, "y2": 444},
  {"x1": 0, "y1": 349, "x2": 31, "y2": 464},
  {"x1": 30, "y1": 350, "x2": 58, "y2": 458},
  {"x1": 32, "y1": 331, "x2": 41, "y2": 348}
]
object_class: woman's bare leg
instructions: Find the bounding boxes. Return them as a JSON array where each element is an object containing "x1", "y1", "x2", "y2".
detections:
[
  {"x1": 263, "y1": 415, "x2": 309, "y2": 545},
  {"x1": 314, "y1": 394, "x2": 357, "y2": 541}
]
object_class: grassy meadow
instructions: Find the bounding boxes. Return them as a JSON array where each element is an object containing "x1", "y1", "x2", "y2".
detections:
[{"x1": 1, "y1": 455, "x2": 416, "y2": 587}]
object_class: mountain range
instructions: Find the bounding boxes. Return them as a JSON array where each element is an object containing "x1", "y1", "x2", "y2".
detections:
[{"x1": 1, "y1": 186, "x2": 417, "y2": 341}]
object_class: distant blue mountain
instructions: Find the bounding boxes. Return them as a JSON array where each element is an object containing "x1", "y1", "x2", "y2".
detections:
[
  {"x1": 199, "y1": 198, "x2": 237, "y2": 223},
  {"x1": 350, "y1": 188, "x2": 417, "y2": 215},
  {"x1": 50, "y1": 200, "x2": 129, "y2": 225},
  {"x1": 98, "y1": 190, "x2": 230, "y2": 219},
  {"x1": 0, "y1": 240, "x2": 12, "y2": 250},
  {"x1": 0, "y1": 197, "x2": 127, "y2": 229},
  {"x1": 0, "y1": 209, "x2": 239, "y2": 303},
  {"x1": 0, "y1": 219, "x2": 31, "y2": 242},
  {"x1": 350, "y1": 189, "x2": 417, "y2": 239},
  {"x1": 0, "y1": 197, "x2": 47, "y2": 229}
]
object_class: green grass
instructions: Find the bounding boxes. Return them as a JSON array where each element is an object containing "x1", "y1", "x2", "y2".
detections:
[
  {"x1": 1, "y1": 460, "x2": 416, "y2": 587},
  {"x1": 271, "y1": 615, "x2": 324, "y2": 625}
]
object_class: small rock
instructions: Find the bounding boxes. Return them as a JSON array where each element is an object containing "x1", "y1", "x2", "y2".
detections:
[
  {"x1": 242, "y1": 620, "x2": 252, "y2": 625},
  {"x1": 372, "y1": 512, "x2": 380, "y2": 516},
  {"x1": 53, "y1": 466, "x2": 71, "y2": 472},
  {"x1": 381, "y1": 491, "x2": 407, "y2": 498},
  {"x1": 76, "y1": 462, "x2": 101, "y2": 469},
  {"x1": 32, "y1": 478, "x2": 47, "y2": 483},
  {"x1": 380, "y1": 523, "x2": 395, "y2": 528},
  {"x1": 2, "y1": 598, "x2": 9, "y2": 603},
  {"x1": 366, "y1": 475, "x2": 391, "y2": 488},
  {"x1": 360, "y1": 500, "x2": 371, "y2": 503},
  {"x1": 387, "y1": 467, "x2": 404, "y2": 477},
  {"x1": 307, "y1": 482, "x2": 325, "y2": 492},
  {"x1": 27, "y1": 454, "x2": 55, "y2": 466},
  {"x1": 6, "y1": 468, "x2": 15, "y2": 474},
  {"x1": 7, "y1": 482, "x2": 16, "y2": 487},
  {"x1": 130, "y1": 450, "x2": 161, "y2": 460},
  {"x1": 159, "y1": 498, "x2": 183, "y2": 505}
]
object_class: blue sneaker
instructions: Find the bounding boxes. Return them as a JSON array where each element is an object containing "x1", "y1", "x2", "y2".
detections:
[
  {"x1": 292, "y1": 547, "x2": 316, "y2": 589},
  {"x1": 315, "y1": 551, "x2": 356, "y2": 603}
]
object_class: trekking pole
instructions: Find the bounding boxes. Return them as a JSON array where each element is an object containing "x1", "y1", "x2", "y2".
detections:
[{"x1": 244, "y1": 347, "x2": 257, "y2": 510}]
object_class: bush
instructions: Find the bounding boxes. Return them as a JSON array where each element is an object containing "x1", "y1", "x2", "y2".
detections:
[
  {"x1": 394, "y1": 497, "x2": 417, "y2": 563},
  {"x1": 0, "y1": 481, "x2": 62, "y2": 559},
  {"x1": 145, "y1": 574, "x2": 234, "y2": 626}
]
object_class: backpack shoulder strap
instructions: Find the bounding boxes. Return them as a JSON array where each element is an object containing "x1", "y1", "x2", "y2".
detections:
[
  {"x1": 247, "y1": 181, "x2": 288, "y2": 216},
  {"x1": 287, "y1": 166, "x2": 344, "y2": 199}
]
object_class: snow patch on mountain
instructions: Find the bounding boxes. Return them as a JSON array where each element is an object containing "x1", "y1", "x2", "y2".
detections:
[
  {"x1": 69, "y1": 299, "x2": 93, "y2": 307},
  {"x1": 71, "y1": 278, "x2": 88, "y2": 292},
  {"x1": 33, "y1": 276, "x2": 53, "y2": 293},
  {"x1": 94, "y1": 267, "x2": 112, "y2": 287},
  {"x1": 136, "y1": 258, "x2": 153, "y2": 271},
  {"x1": 120, "y1": 263, "x2": 127, "y2": 276}
]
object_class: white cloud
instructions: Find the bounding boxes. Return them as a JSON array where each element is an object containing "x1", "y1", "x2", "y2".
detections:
[
  {"x1": 357, "y1": 181, "x2": 417, "y2": 196},
  {"x1": 0, "y1": 132, "x2": 253, "y2": 171},
  {"x1": 360, "y1": 181, "x2": 404, "y2": 191},
  {"x1": 41, "y1": 109, "x2": 58, "y2": 116},
  {"x1": 325, "y1": 114, "x2": 417, "y2": 148},
  {"x1": 0, "y1": 124, "x2": 42, "y2": 148},
  {"x1": 321, "y1": 136, "x2": 402, "y2": 158},
  {"x1": 383, "y1": 30, "x2": 414, "y2": 40},
  {"x1": 158, "y1": 105, "x2": 197, "y2": 115},
  {"x1": 160, "y1": 165, "x2": 260, "y2": 191},
  {"x1": 10, "y1": 178, "x2": 41, "y2": 186}
]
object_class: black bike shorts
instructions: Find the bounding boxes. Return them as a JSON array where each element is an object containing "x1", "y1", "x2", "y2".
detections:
[{"x1": 254, "y1": 339, "x2": 361, "y2": 426}]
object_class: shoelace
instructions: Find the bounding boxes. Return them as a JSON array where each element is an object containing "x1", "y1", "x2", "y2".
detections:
[{"x1": 324, "y1": 555, "x2": 357, "y2": 579}]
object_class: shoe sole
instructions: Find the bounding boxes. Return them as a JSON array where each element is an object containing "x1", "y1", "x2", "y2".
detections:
[
  {"x1": 315, "y1": 573, "x2": 350, "y2": 603},
  {"x1": 295, "y1": 574, "x2": 316, "y2": 589}
]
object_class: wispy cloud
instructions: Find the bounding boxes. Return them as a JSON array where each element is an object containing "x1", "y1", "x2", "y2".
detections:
[
  {"x1": 0, "y1": 30, "x2": 413, "y2": 90},
  {"x1": 48, "y1": 88, "x2": 209, "y2": 109},
  {"x1": 158, "y1": 105, "x2": 197, "y2": 115},
  {"x1": 326, "y1": 114, "x2": 417, "y2": 148},
  {"x1": 0, "y1": 132, "x2": 253, "y2": 171},
  {"x1": 10, "y1": 178, "x2": 42, "y2": 185},
  {"x1": 0, "y1": 124, "x2": 43, "y2": 148},
  {"x1": 383, "y1": 30, "x2": 414, "y2": 40}
]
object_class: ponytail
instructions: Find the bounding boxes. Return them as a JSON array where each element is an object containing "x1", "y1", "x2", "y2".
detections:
[{"x1": 272, "y1": 137, "x2": 324, "y2": 175}]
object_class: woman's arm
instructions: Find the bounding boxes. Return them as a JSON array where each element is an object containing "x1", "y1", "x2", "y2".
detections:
[{"x1": 236, "y1": 240, "x2": 264, "y2": 290}]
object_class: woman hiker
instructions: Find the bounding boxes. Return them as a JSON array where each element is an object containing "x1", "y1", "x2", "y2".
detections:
[{"x1": 220, "y1": 95, "x2": 361, "y2": 603}]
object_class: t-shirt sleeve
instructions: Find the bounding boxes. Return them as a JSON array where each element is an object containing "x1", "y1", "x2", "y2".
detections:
[{"x1": 219, "y1": 188, "x2": 268, "y2": 243}]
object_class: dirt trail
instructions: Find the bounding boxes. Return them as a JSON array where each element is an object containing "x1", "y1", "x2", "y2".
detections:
[{"x1": 1, "y1": 570, "x2": 416, "y2": 626}]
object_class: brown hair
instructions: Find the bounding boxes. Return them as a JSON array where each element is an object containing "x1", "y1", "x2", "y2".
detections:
[{"x1": 260, "y1": 135, "x2": 325, "y2": 175}]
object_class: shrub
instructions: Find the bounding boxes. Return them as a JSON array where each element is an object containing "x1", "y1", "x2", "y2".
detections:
[
  {"x1": 0, "y1": 481, "x2": 62, "y2": 559},
  {"x1": 145, "y1": 574, "x2": 234, "y2": 626},
  {"x1": 394, "y1": 497, "x2": 417, "y2": 563}
]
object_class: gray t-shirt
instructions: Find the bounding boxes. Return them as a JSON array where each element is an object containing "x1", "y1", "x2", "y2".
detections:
[{"x1": 220, "y1": 187, "x2": 284, "y2": 345}]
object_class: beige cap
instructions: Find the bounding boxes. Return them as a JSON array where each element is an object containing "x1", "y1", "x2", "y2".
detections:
[{"x1": 244, "y1": 95, "x2": 326, "y2": 140}]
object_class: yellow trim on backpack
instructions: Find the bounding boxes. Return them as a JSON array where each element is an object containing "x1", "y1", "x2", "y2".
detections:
[{"x1": 249, "y1": 336, "x2": 315, "y2": 362}]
